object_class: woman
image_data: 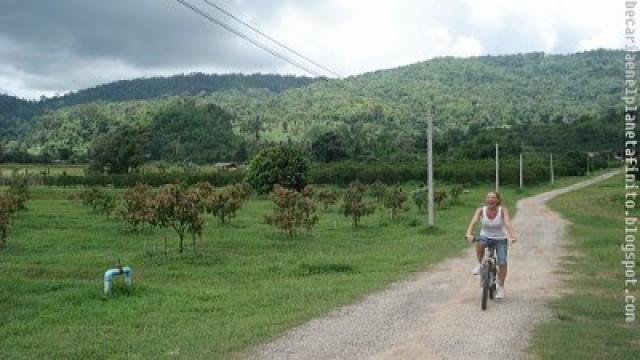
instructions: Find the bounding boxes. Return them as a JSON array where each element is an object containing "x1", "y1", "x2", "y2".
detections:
[{"x1": 465, "y1": 191, "x2": 517, "y2": 299}]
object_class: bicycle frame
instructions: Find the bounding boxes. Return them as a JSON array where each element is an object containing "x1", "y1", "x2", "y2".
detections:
[{"x1": 472, "y1": 236, "x2": 498, "y2": 310}]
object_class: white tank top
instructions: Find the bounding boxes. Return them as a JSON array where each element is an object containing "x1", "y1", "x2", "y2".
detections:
[{"x1": 480, "y1": 205, "x2": 507, "y2": 239}]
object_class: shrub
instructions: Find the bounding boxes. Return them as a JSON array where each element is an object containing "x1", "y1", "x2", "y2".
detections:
[
  {"x1": 246, "y1": 146, "x2": 310, "y2": 194},
  {"x1": 265, "y1": 185, "x2": 318, "y2": 236},
  {"x1": 342, "y1": 180, "x2": 375, "y2": 229}
]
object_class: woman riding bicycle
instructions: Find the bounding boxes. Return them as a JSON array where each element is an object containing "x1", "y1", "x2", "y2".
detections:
[{"x1": 465, "y1": 191, "x2": 517, "y2": 299}]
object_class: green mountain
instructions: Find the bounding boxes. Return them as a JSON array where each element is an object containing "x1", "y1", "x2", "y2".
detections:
[
  {"x1": 0, "y1": 73, "x2": 315, "y2": 138},
  {"x1": 0, "y1": 49, "x2": 624, "y2": 163}
]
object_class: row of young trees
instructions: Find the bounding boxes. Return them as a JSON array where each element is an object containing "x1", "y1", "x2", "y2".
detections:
[
  {"x1": 0, "y1": 178, "x2": 30, "y2": 248},
  {"x1": 265, "y1": 179, "x2": 466, "y2": 235},
  {"x1": 74, "y1": 182, "x2": 251, "y2": 253}
]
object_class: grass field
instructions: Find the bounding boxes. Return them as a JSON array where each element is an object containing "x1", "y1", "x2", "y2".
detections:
[
  {"x1": 0, "y1": 169, "x2": 618, "y2": 359},
  {"x1": 529, "y1": 173, "x2": 640, "y2": 359}
]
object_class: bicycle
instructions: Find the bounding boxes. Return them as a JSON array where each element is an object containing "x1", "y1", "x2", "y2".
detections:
[{"x1": 469, "y1": 235, "x2": 497, "y2": 310}]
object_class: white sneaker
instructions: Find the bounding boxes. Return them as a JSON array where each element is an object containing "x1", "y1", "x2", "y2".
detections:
[
  {"x1": 471, "y1": 263, "x2": 482, "y2": 275},
  {"x1": 496, "y1": 285, "x2": 505, "y2": 299}
]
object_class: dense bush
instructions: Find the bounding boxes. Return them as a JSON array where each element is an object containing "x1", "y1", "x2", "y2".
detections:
[{"x1": 246, "y1": 146, "x2": 310, "y2": 194}]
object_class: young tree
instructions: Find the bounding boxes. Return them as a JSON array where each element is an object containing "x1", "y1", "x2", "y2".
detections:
[
  {"x1": 342, "y1": 181, "x2": 375, "y2": 229},
  {"x1": 369, "y1": 180, "x2": 387, "y2": 203},
  {"x1": 265, "y1": 185, "x2": 318, "y2": 236},
  {"x1": 434, "y1": 190, "x2": 448, "y2": 208},
  {"x1": 76, "y1": 188, "x2": 117, "y2": 216},
  {"x1": 449, "y1": 185, "x2": 464, "y2": 204},
  {"x1": 412, "y1": 187, "x2": 428, "y2": 212},
  {"x1": 117, "y1": 183, "x2": 155, "y2": 230},
  {"x1": 384, "y1": 187, "x2": 409, "y2": 221},
  {"x1": 9, "y1": 176, "x2": 30, "y2": 210},
  {"x1": 0, "y1": 193, "x2": 18, "y2": 248},
  {"x1": 318, "y1": 190, "x2": 338, "y2": 211},
  {"x1": 203, "y1": 183, "x2": 249, "y2": 224},
  {"x1": 152, "y1": 183, "x2": 205, "y2": 253}
]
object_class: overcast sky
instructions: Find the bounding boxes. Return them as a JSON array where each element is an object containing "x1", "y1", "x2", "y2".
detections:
[{"x1": 0, "y1": 0, "x2": 624, "y2": 99}]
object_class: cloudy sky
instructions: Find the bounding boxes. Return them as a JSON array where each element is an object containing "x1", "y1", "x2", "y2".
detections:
[{"x1": 0, "y1": 0, "x2": 624, "y2": 99}]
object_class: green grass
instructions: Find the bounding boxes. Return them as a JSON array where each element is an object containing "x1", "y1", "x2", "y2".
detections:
[
  {"x1": 529, "y1": 173, "x2": 640, "y2": 359},
  {"x1": 0, "y1": 169, "x2": 618, "y2": 359}
]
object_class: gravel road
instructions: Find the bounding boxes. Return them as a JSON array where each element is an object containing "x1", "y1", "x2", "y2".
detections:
[{"x1": 248, "y1": 171, "x2": 621, "y2": 360}]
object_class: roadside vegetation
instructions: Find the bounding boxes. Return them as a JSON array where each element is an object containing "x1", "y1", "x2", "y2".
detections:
[{"x1": 529, "y1": 174, "x2": 639, "y2": 359}]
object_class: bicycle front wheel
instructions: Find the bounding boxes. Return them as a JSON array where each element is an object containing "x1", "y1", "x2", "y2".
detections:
[
  {"x1": 482, "y1": 286, "x2": 489, "y2": 310},
  {"x1": 481, "y1": 269, "x2": 490, "y2": 310}
]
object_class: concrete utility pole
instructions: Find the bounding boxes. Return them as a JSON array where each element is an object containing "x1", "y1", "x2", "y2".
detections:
[
  {"x1": 519, "y1": 152, "x2": 523, "y2": 189},
  {"x1": 550, "y1": 153, "x2": 555, "y2": 185},
  {"x1": 586, "y1": 154, "x2": 591, "y2": 176},
  {"x1": 495, "y1": 143, "x2": 499, "y2": 192},
  {"x1": 427, "y1": 104, "x2": 435, "y2": 228}
]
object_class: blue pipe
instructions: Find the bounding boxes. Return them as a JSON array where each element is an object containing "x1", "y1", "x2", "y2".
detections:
[{"x1": 103, "y1": 266, "x2": 133, "y2": 295}]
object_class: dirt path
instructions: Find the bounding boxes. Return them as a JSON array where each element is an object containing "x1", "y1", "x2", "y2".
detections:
[{"x1": 249, "y1": 171, "x2": 621, "y2": 360}]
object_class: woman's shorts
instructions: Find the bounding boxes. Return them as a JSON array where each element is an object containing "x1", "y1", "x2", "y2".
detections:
[{"x1": 478, "y1": 235, "x2": 508, "y2": 265}]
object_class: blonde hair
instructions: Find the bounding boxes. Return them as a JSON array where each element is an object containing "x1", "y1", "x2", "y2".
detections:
[{"x1": 487, "y1": 191, "x2": 502, "y2": 206}]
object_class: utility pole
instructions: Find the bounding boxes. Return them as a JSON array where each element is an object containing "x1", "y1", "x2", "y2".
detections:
[
  {"x1": 427, "y1": 103, "x2": 434, "y2": 228},
  {"x1": 550, "y1": 153, "x2": 555, "y2": 185},
  {"x1": 519, "y1": 152, "x2": 523, "y2": 189},
  {"x1": 586, "y1": 154, "x2": 591, "y2": 176},
  {"x1": 495, "y1": 143, "x2": 499, "y2": 192}
]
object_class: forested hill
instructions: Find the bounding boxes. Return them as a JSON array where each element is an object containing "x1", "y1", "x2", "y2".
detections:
[
  {"x1": 205, "y1": 49, "x2": 623, "y2": 140},
  {"x1": 41, "y1": 73, "x2": 316, "y2": 106},
  {"x1": 0, "y1": 49, "x2": 625, "y2": 163},
  {"x1": 0, "y1": 72, "x2": 315, "y2": 124}
]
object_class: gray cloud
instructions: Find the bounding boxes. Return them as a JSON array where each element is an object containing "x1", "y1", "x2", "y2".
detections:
[{"x1": 0, "y1": 0, "x2": 622, "y2": 99}]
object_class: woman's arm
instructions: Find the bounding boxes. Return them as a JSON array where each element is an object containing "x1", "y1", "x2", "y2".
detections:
[
  {"x1": 465, "y1": 208, "x2": 482, "y2": 242},
  {"x1": 502, "y1": 206, "x2": 517, "y2": 244}
]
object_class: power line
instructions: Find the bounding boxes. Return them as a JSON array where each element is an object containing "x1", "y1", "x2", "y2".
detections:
[
  {"x1": 175, "y1": 0, "x2": 324, "y2": 78},
  {"x1": 200, "y1": 0, "x2": 342, "y2": 78}
]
